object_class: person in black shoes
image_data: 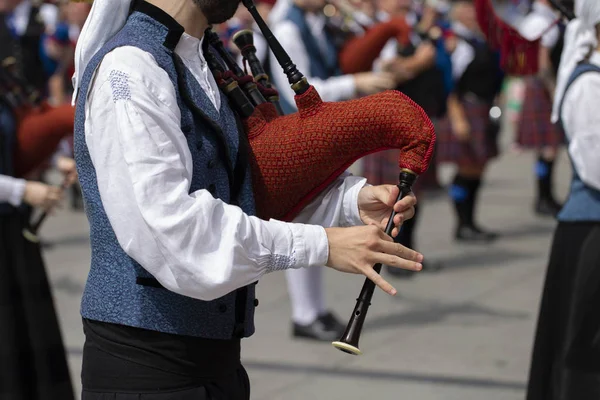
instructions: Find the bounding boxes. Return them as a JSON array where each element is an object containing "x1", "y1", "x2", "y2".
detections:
[
  {"x1": 515, "y1": 0, "x2": 566, "y2": 217},
  {"x1": 436, "y1": 0, "x2": 504, "y2": 242}
]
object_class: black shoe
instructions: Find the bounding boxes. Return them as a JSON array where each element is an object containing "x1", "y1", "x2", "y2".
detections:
[
  {"x1": 535, "y1": 198, "x2": 562, "y2": 217},
  {"x1": 293, "y1": 312, "x2": 345, "y2": 341},
  {"x1": 455, "y1": 224, "x2": 499, "y2": 243}
]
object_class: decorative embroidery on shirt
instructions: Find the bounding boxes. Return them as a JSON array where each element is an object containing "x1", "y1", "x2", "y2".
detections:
[
  {"x1": 109, "y1": 70, "x2": 131, "y2": 102},
  {"x1": 266, "y1": 252, "x2": 297, "y2": 273}
]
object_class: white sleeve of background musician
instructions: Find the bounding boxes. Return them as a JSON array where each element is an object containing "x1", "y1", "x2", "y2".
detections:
[
  {"x1": 0, "y1": 175, "x2": 26, "y2": 206},
  {"x1": 561, "y1": 72, "x2": 600, "y2": 192},
  {"x1": 84, "y1": 47, "x2": 330, "y2": 302},
  {"x1": 268, "y1": 21, "x2": 356, "y2": 109}
]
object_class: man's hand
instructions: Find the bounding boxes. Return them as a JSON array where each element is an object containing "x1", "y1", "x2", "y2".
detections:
[
  {"x1": 325, "y1": 225, "x2": 423, "y2": 296},
  {"x1": 358, "y1": 184, "x2": 417, "y2": 237},
  {"x1": 353, "y1": 71, "x2": 397, "y2": 95},
  {"x1": 56, "y1": 156, "x2": 78, "y2": 187}
]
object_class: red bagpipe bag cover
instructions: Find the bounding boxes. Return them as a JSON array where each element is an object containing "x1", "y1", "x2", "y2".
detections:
[
  {"x1": 474, "y1": 0, "x2": 541, "y2": 75},
  {"x1": 243, "y1": 86, "x2": 436, "y2": 222}
]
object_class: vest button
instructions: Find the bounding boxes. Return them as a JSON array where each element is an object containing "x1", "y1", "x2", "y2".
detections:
[
  {"x1": 253, "y1": 299, "x2": 259, "y2": 307},
  {"x1": 208, "y1": 184, "x2": 216, "y2": 194},
  {"x1": 207, "y1": 159, "x2": 217, "y2": 169},
  {"x1": 218, "y1": 304, "x2": 227, "y2": 313}
]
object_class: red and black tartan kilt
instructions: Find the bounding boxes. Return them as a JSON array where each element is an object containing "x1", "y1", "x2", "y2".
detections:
[
  {"x1": 516, "y1": 77, "x2": 565, "y2": 149},
  {"x1": 436, "y1": 98, "x2": 499, "y2": 167},
  {"x1": 0, "y1": 210, "x2": 75, "y2": 400}
]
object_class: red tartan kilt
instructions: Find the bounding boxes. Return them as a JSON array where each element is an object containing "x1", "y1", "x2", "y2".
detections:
[
  {"x1": 436, "y1": 99, "x2": 498, "y2": 166},
  {"x1": 516, "y1": 77, "x2": 564, "y2": 149}
]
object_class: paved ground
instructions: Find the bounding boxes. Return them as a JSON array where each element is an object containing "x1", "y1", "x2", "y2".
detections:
[{"x1": 41, "y1": 130, "x2": 571, "y2": 399}]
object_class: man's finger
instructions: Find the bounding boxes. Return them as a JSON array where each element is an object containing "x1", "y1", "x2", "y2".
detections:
[{"x1": 363, "y1": 267, "x2": 397, "y2": 296}]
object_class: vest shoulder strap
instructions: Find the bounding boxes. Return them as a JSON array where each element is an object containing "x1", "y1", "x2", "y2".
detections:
[{"x1": 558, "y1": 62, "x2": 600, "y2": 131}]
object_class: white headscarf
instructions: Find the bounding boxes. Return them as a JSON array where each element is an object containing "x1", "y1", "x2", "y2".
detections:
[
  {"x1": 551, "y1": 0, "x2": 600, "y2": 122},
  {"x1": 71, "y1": 0, "x2": 133, "y2": 105}
]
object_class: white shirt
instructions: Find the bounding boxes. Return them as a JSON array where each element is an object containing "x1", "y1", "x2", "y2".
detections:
[
  {"x1": 9, "y1": 0, "x2": 58, "y2": 35},
  {"x1": 560, "y1": 51, "x2": 600, "y2": 192},
  {"x1": 450, "y1": 22, "x2": 478, "y2": 80},
  {"x1": 0, "y1": 175, "x2": 25, "y2": 206},
  {"x1": 269, "y1": 13, "x2": 356, "y2": 108},
  {"x1": 517, "y1": 2, "x2": 560, "y2": 48},
  {"x1": 84, "y1": 33, "x2": 367, "y2": 302}
]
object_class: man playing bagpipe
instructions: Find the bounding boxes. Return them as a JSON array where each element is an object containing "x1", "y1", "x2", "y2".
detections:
[{"x1": 71, "y1": 0, "x2": 437, "y2": 397}]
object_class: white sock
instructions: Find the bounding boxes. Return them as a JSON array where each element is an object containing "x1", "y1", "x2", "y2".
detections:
[{"x1": 285, "y1": 267, "x2": 326, "y2": 325}]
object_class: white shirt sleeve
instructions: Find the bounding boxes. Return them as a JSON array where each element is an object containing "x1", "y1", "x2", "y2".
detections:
[
  {"x1": 450, "y1": 39, "x2": 475, "y2": 80},
  {"x1": 294, "y1": 172, "x2": 367, "y2": 227},
  {"x1": 85, "y1": 47, "x2": 331, "y2": 302},
  {"x1": 561, "y1": 72, "x2": 600, "y2": 191},
  {"x1": 373, "y1": 38, "x2": 398, "y2": 72},
  {"x1": 268, "y1": 21, "x2": 356, "y2": 108},
  {"x1": 518, "y1": 14, "x2": 559, "y2": 48},
  {"x1": 0, "y1": 175, "x2": 26, "y2": 206}
]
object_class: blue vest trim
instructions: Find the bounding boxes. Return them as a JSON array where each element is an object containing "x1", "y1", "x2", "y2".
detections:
[{"x1": 557, "y1": 62, "x2": 600, "y2": 222}]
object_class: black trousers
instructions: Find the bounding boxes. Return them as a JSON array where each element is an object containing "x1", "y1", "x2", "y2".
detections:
[
  {"x1": 526, "y1": 222, "x2": 600, "y2": 400},
  {"x1": 81, "y1": 319, "x2": 250, "y2": 400},
  {"x1": 81, "y1": 365, "x2": 250, "y2": 400}
]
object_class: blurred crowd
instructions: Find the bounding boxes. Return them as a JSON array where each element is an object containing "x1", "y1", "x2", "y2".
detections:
[{"x1": 0, "y1": 0, "x2": 583, "y2": 398}]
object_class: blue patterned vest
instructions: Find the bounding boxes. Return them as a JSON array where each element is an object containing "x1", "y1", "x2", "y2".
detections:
[
  {"x1": 74, "y1": 2, "x2": 257, "y2": 339},
  {"x1": 557, "y1": 62, "x2": 600, "y2": 222}
]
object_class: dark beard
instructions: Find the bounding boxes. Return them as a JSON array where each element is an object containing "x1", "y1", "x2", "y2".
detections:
[{"x1": 193, "y1": 0, "x2": 242, "y2": 24}]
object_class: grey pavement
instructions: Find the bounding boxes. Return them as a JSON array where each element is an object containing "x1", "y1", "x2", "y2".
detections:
[{"x1": 41, "y1": 135, "x2": 571, "y2": 399}]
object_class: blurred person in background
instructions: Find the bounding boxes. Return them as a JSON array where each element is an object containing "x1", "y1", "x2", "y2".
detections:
[
  {"x1": 363, "y1": 0, "x2": 446, "y2": 278},
  {"x1": 514, "y1": 0, "x2": 566, "y2": 217},
  {"x1": 526, "y1": 1, "x2": 600, "y2": 398},
  {"x1": 0, "y1": 54, "x2": 75, "y2": 398},
  {"x1": 435, "y1": 0, "x2": 504, "y2": 242},
  {"x1": 268, "y1": 0, "x2": 398, "y2": 341}
]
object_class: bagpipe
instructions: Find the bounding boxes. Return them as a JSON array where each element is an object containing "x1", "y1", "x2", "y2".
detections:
[{"x1": 474, "y1": 0, "x2": 574, "y2": 76}]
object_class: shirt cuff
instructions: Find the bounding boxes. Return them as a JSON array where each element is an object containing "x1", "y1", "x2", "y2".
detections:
[
  {"x1": 289, "y1": 223, "x2": 329, "y2": 268},
  {"x1": 342, "y1": 176, "x2": 368, "y2": 227},
  {"x1": 9, "y1": 178, "x2": 26, "y2": 207}
]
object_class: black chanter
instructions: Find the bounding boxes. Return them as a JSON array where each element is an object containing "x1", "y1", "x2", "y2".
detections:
[{"x1": 333, "y1": 170, "x2": 416, "y2": 355}]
